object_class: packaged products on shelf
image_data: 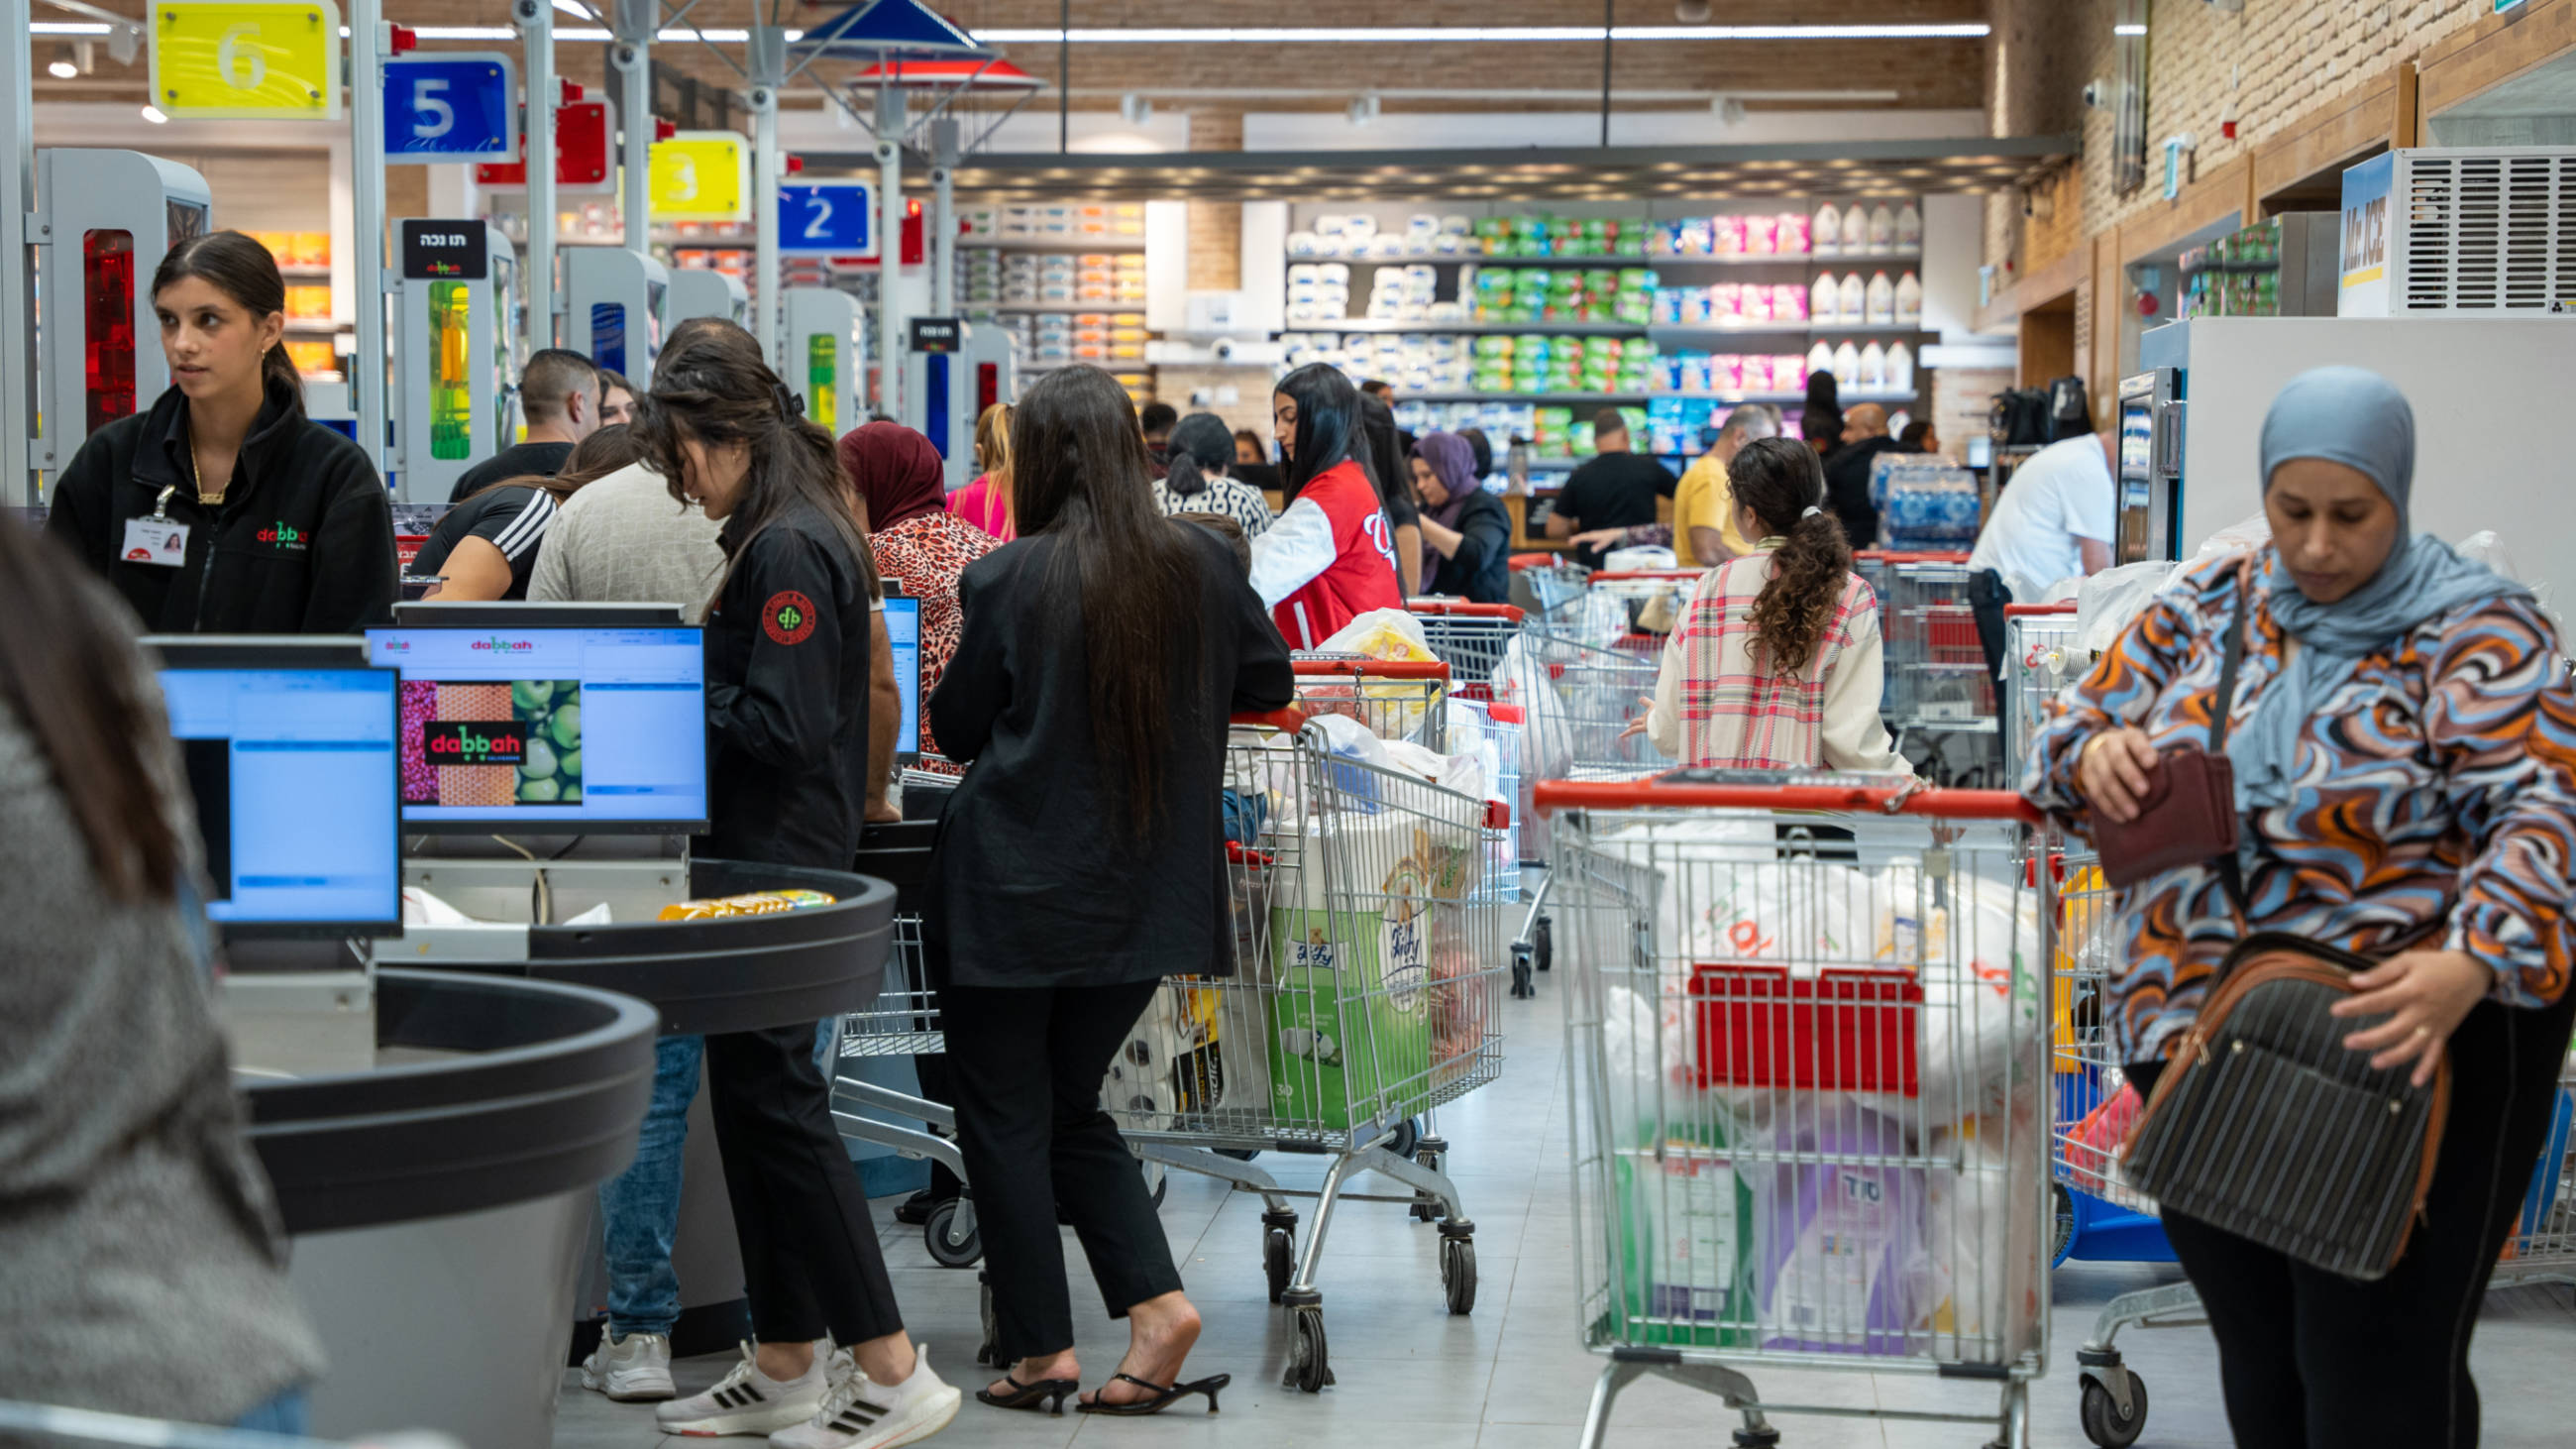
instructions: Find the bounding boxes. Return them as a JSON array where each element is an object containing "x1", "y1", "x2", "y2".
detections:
[
  {"x1": 1858, "y1": 341, "x2": 1888, "y2": 390},
  {"x1": 1813, "y1": 202, "x2": 1844, "y2": 256},
  {"x1": 1886, "y1": 342, "x2": 1915, "y2": 392},
  {"x1": 1895, "y1": 203, "x2": 1923, "y2": 251},
  {"x1": 1867, "y1": 204, "x2": 1897, "y2": 254},
  {"x1": 1866, "y1": 273, "x2": 1896, "y2": 326},
  {"x1": 1839, "y1": 274, "x2": 1867, "y2": 323},
  {"x1": 1811, "y1": 274, "x2": 1842, "y2": 325},
  {"x1": 1806, "y1": 341, "x2": 1837, "y2": 380},
  {"x1": 1894, "y1": 272, "x2": 1923, "y2": 326},
  {"x1": 658, "y1": 889, "x2": 836, "y2": 921},
  {"x1": 1833, "y1": 341, "x2": 1862, "y2": 383}
]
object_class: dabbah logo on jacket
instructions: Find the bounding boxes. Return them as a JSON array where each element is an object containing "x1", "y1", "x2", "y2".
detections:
[
  {"x1": 764, "y1": 589, "x2": 817, "y2": 646},
  {"x1": 423, "y1": 721, "x2": 527, "y2": 765},
  {"x1": 256, "y1": 521, "x2": 308, "y2": 552}
]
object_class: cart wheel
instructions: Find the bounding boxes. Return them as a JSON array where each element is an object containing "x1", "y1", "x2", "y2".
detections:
[
  {"x1": 1283, "y1": 1307, "x2": 1333, "y2": 1393},
  {"x1": 2080, "y1": 1374, "x2": 2147, "y2": 1448},
  {"x1": 1533, "y1": 917, "x2": 1553, "y2": 971},
  {"x1": 1510, "y1": 946, "x2": 1534, "y2": 999},
  {"x1": 924, "y1": 1197, "x2": 981, "y2": 1269},
  {"x1": 2051, "y1": 1182, "x2": 2078, "y2": 1269},
  {"x1": 975, "y1": 1276, "x2": 998, "y2": 1366},
  {"x1": 1441, "y1": 1238, "x2": 1477, "y2": 1315},
  {"x1": 1263, "y1": 1226, "x2": 1295, "y2": 1304},
  {"x1": 1390, "y1": 1118, "x2": 1422, "y2": 1160}
]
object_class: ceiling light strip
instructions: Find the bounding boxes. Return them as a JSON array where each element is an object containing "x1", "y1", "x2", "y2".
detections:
[{"x1": 973, "y1": 25, "x2": 1987, "y2": 44}]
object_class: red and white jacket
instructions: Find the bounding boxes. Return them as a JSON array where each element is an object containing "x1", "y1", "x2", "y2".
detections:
[{"x1": 1247, "y1": 459, "x2": 1403, "y2": 648}]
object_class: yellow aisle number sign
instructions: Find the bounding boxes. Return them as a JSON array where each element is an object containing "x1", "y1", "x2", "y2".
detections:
[
  {"x1": 150, "y1": 1, "x2": 344, "y2": 120},
  {"x1": 649, "y1": 133, "x2": 750, "y2": 224}
]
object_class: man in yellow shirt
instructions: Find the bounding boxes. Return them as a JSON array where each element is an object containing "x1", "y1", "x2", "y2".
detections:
[{"x1": 1669, "y1": 404, "x2": 1780, "y2": 567}]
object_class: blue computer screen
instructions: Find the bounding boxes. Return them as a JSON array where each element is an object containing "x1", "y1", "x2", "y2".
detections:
[
  {"x1": 365, "y1": 626, "x2": 708, "y2": 831},
  {"x1": 158, "y1": 667, "x2": 402, "y2": 929},
  {"x1": 884, "y1": 595, "x2": 921, "y2": 757}
]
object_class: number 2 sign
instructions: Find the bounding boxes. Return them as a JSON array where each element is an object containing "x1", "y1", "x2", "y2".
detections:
[
  {"x1": 779, "y1": 182, "x2": 878, "y2": 260},
  {"x1": 382, "y1": 55, "x2": 518, "y2": 162}
]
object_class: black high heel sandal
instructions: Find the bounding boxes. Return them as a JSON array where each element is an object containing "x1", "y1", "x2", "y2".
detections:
[
  {"x1": 1076, "y1": 1371, "x2": 1232, "y2": 1416},
  {"x1": 976, "y1": 1375, "x2": 1079, "y2": 1414}
]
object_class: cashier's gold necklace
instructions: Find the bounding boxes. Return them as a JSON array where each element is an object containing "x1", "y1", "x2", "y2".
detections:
[{"x1": 186, "y1": 422, "x2": 226, "y2": 507}]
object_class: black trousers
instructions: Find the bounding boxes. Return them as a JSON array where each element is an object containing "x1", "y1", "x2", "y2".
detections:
[
  {"x1": 1968, "y1": 566, "x2": 2011, "y2": 691},
  {"x1": 705, "y1": 1022, "x2": 906, "y2": 1347},
  {"x1": 2155, "y1": 992, "x2": 2576, "y2": 1448},
  {"x1": 939, "y1": 978, "x2": 1185, "y2": 1364}
]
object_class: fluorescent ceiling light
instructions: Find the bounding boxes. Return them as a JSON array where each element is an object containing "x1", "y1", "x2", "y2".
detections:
[
  {"x1": 140, "y1": 104, "x2": 167, "y2": 123},
  {"x1": 32, "y1": 21, "x2": 111, "y2": 34},
  {"x1": 552, "y1": 0, "x2": 590, "y2": 14},
  {"x1": 411, "y1": 26, "x2": 517, "y2": 39},
  {"x1": 975, "y1": 25, "x2": 1986, "y2": 44},
  {"x1": 2114, "y1": 24, "x2": 2147, "y2": 35}
]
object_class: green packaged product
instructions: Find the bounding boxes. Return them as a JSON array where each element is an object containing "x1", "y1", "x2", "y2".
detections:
[{"x1": 1607, "y1": 1130, "x2": 1757, "y2": 1348}]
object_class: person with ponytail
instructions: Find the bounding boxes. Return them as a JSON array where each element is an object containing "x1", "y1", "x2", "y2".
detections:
[
  {"x1": 947, "y1": 402, "x2": 1017, "y2": 541},
  {"x1": 1636, "y1": 436, "x2": 1905, "y2": 772},
  {"x1": 633, "y1": 325, "x2": 960, "y2": 1449},
  {"x1": 1248, "y1": 364, "x2": 1403, "y2": 647},
  {"x1": 1150, "y1": 411, "x2": 1274, "y2": 540},
  {"x1": 48, "y1": 230, "x2": 394, "y2": 633}
]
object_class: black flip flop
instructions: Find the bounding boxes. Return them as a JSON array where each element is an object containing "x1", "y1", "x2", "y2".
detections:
[
  {"x1": 1077, "y1": 1371, "x2": 1232, "y2": 1416},
  {"x1": 976, "y1": 1374, "x2": 1079, "y2": 1415}
]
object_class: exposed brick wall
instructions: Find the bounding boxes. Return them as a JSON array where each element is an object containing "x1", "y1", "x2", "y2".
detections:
[
  {"x1": 1150, "y1": 363, "x2": 1277, "y2": 438},
  {"x1": 1187, "y1": 113, "x2": 1243, "y2": 292}
]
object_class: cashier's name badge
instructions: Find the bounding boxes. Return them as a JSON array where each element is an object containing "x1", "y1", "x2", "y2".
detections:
[{"x1": 123, "y1": 517, "x2": 190, "y2": 566}]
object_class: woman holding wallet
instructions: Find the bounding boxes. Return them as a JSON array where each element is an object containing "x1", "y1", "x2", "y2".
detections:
[{"x1": 2023, "y1": 366, "x2": 2576, "y2": 1448}]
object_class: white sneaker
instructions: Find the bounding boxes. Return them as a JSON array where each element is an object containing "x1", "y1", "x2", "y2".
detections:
[
  {"x1": 656, "y1": 1342, "x2": 829, "y2": 1437},
  {"x1": 771, "y1": 1345, "x2": 961, "y2": 1449},
  {"x1": 581, "y1": 1328, "x2": 676, "y2": 1401}
]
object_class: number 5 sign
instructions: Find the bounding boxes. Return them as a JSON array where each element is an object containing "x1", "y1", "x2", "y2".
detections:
[
  {"x1": 150, "y1": 0, "x2": 342, "y2": 120},
  {"x1": 779, "y1": 181, "x2": 878, "y2": 259},
  {"x1": 383, "y1": 54, "x2": 518, "y2": 162},
  {"x1": 649, "y1": 132, "x2": 750, "y2": 224}
]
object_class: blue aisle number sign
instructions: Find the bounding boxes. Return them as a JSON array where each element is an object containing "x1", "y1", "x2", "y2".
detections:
[
  {"x1": 383, "y1": 54, "x2": 518, "y2": 162},
  {"x1": 779, "y1": 182, "x2": 878, "y2": 259}
]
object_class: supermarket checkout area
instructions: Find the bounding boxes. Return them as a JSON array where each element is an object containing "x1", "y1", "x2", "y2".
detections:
[{"x1": 171, "y1": 607, "x2": 896, "y2": 1448}]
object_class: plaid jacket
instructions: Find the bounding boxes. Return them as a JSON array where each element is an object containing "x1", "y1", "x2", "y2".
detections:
[{"x1": 1645, "y1": 546, "x2": 1903, "y2": 772}]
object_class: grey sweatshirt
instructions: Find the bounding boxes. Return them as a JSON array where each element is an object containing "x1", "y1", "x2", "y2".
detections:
[{"x1": 0, "y1": 642, "x2": 325, "y2": 1423}]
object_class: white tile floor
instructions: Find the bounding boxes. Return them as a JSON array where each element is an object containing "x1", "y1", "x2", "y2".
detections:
[{"x1": 553, "y1": 964, "x2": 2576, "y2": 1449}]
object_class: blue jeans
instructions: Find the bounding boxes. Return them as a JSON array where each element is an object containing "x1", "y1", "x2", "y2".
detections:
[
  {"x1": 233, "y1": 1387, "x2": 309, "y2": 1435},
  {"x1": 595, "y1": 1022, "x2": 843, "y2": 1337}
]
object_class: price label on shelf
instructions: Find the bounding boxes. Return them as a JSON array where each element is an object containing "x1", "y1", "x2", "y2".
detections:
[
  {"x1": 649, "y1": 132, "x2": 750, "y2": 224},
  {"x1": 149, "y1": 0, "x2": 342, "y2": 120}
]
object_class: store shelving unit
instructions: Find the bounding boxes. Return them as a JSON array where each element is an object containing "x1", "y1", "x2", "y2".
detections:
[
  {"x1": 1299, "y1": 318, "x2": 1647, "y2": 337},
  {"x1": 1395, "y1": 390, "x2": 1649, "y2": 404},
  {"x1": 961, "y1": 235, "x2": 1145, "y2": 253},
  {"x1": 1648, "y1": 323, "x2": 1934, "y2": 343}
]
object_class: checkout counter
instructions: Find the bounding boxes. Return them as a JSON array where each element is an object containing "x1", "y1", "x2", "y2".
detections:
[{"x1": 161, "y1": 616, "x2": 895, "y2": 1447}]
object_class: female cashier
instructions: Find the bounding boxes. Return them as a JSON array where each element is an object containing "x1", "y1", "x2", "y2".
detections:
[
  {"x1": 48, "y1": 231, "x2": 395, "y2": 632},
  {"x1": 1248, "y1": 364, "x2": 1403, "y2": 649}
]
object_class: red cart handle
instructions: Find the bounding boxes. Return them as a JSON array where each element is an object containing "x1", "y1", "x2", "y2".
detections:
[
  {"x1": 1509, "y1": 553, "x2": 1567, "y2": 572},
  {"x1": 1589, "y1": 570, "x2": 1704, "y2": 582},
  {"x1": 1230, "y1": 708, "x2": 1309, "y2": 732},
  {"x1": 1853, "y1": 550, "x2": 1974, "y2": 565},
  {"x1": 1290, "y1": 658, "x2": 1452, "y2": 682},
  {"x1": 1531, "y1": 775, "x2": 2042, "y2": 824},
  {"x1": 2003, "y1": 602, "x2": 2081, "y2": 617},
  {"x1": 1406, "y1": 599, "x2": 1527, "y2": 623}
]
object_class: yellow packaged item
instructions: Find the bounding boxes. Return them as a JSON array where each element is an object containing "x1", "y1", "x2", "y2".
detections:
[{"x1": 658, "y1": 888, "x2": 836, "y2": 921}]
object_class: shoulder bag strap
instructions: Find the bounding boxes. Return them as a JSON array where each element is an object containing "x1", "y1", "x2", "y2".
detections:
[{"x1": 2208, "y1": 556, "x2": 2254, "y2": 919}]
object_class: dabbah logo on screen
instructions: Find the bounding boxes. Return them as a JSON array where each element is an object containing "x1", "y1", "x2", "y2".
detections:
[
  {"x1": 470, "y1": 635, "x2": 537, "y2": 653},
  {"x1": 423, "y1": 721, "x2": 528, "y2": 766}
]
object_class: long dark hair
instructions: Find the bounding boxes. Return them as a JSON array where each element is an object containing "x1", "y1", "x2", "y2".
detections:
[
  {"x1": 1163, "y1": 412, "x2": 1234, "y2": 500},
  {"x1": 1274, "y1": 363, "x2": 1362, "y2": 499},
  {"x1": 0, "y1": 518, "x2": 180, "y2": 902},
  {"x1": 1013, "y1": 366, "x2": 1203, "y2": 837},
  {"x1": 464, "y1": 423, "x2": 645, "y2": 506},
  {"x1": 1356, "y1": 392, "x2": 1415, "y2": 512},
  {"x1": 1800, "y1": 370, "x2": 1843, "y2": 455},
  {"x1": 637, "y1": 324, "x2": 870, "y2": 595},
  {"x1": 1730, "y1": 436, "x2": 1852, "y2": 676},
  {"x1": 152, "y1": 230, "x2": 301, "y2": 407}
]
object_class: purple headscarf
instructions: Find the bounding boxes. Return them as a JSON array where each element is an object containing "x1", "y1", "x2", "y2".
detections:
[{"x1": 1411, "y1": 431, "x2": 1480, "y2": 579}]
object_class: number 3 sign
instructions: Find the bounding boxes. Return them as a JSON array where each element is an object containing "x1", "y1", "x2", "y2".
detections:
[
  {"x1": 649, "y1": 132, "x2": 750, "y2": 224},
  {"x1": 150, "y1": 0, "x2": 343, "y2": 120}
]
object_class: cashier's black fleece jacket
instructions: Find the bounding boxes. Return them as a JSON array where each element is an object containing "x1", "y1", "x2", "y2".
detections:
[{"x1": 48, "y1": 379, "x2": 397, "y2": 634}]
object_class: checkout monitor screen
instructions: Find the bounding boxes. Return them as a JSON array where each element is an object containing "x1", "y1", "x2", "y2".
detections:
[
  {"x1": 364, "y1": 625, "x2": 708, "y2": 833},
  {"x1": 157, "y1": 659, "x2": 402, "y2": 934},
  {"x1": 884, "y1": 593, "x2": 921, "y2": 760}
]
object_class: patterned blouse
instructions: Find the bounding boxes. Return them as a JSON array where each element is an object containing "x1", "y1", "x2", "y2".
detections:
[
  {"x1": 1152, "y1": 475, "x2": 1275, "y2": 539},
  {"x1": 1643, "y1": 544, "x2": 1903, "y2": 773},
  {"x1": 2024, "y1": 549, "x2": 2576, "y2": 1064},
  {"x1": 869, "y1": 508, "x2": 1000, "y2": 772}
]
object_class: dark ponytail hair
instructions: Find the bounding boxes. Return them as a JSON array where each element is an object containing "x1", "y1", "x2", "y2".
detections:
[
  {"x1": 637, "y1": 322, "x2": 872, "y2": 596},
  {"x1": 152, "y1": 230, "x2": 302, "y2": 408},
  {"x1": 1163, "y1": 411, "x2": 1234, "y2": 501},
  {"x1": 1729, "y1": 435, "x2": 1852, "y2": 676},
  {"x1": 1273, "y1": 363, "x2": 1361, "y2": 500},
  {"x1": 1355, "y1": 392, "x2": 1416, "y2": 512},
  {"x1": 1799, "y1": 370, "x2": 1843, "y2": 454}
]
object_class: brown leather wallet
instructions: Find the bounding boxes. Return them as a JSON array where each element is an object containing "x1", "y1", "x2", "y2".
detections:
[{"x1": 2093, "y1": 743, "x2": 2239, "y2": 888}]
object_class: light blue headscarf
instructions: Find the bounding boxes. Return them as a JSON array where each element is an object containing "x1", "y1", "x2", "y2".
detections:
[{"x1": 2230, "y1": 366, "x2": 2527, "y2": 811}]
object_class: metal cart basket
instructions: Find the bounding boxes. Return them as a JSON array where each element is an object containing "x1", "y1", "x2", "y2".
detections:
[
  {"x1": 1544, "y1": 771, "x2": 2053, "y2": 1449},
  {"x1": 1408, "y1": 599, "x2": 1527, "y2": 687},
  {"x1": 1106, "y1": 711, "x2": 1511, "y2": 1392}
]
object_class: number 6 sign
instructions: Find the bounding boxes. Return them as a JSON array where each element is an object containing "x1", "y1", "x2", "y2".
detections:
[{"x1": 150, "y1": 0, "x2": 342, "y2": 120}]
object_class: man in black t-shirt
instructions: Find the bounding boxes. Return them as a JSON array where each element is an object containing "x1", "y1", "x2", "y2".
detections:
[
  {"x1": 448, "y1": 349, "x2": 601, "y2": 502},
  {"x1": 1546, "y1": 409, "x2": 1677, "y2": 570}
]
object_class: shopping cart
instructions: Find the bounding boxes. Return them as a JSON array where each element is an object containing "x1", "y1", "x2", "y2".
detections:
[
  {"x1": 1290, "y1": 656, "x2": 1450, "y2": 749},
  {"x1": 1408, "y1": 599, "x2": 1526, "y2": 687},
  {"x1": 0, "y1": 1401, "x2": 457, "y2": 1449},
  {"x1": 1876, "y1": 554, "x2": 1999, "y2": 788},
  {"x1": 2001, "y1": 602, "x2": 2084, "y2": 778},
  {"x1": 1588, "y1": 569, "x2": 1704, "y2": 641},
  {"x1": 1510, "y1": 551, "x2": 1589, "y2": 625},
  {"x1": 1108, "y1": 710, "x2": 1510, "y2": 1392},
  {"x1": 1544, "y1": 771, "x2": 2052, "y2": 1449}
]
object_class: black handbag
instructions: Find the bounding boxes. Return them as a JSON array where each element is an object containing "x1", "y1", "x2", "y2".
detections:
[{"x1": 2114, "y1": 569, "x2": 2450, "y2": 1280}]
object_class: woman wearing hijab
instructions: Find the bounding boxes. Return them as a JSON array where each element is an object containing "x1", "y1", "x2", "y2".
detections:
[
  {"x1": 839, "y1": 421, "x2": 998, "y2": 773},
  {"x1": 1151, "y1": 412, "x2": 1274, "y2": 540},
  {"x1": 1408, "y1": 431, "x2": 1509, "y2": 604},
  {"x1": 2025, "y1": 367, "x2": 2576, "y2": 1448}
]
